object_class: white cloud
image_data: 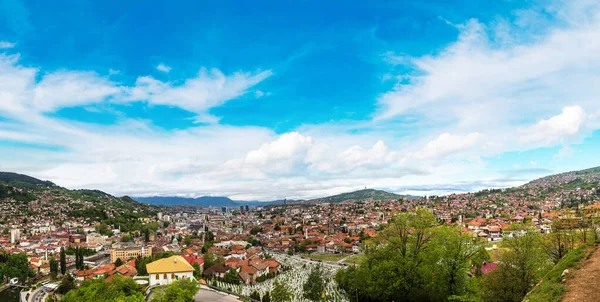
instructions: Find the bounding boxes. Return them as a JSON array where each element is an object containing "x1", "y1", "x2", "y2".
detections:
[
  {"x1": 417, "y1": 132, "x2": 483, "y2": 160},
  {"x1": 127, "y1": 68, "x2": 273, "y2": 114},
  {"x1": 554, "y1": 145, "x2": 575, "y2": 159},
  {"x1": 156, "y1": 63, "x2": 171, "y2": 73},
  {"x1": 376, "y1": 2, "x2": 600, "y2": 149},
  {"x1": 34, "y1": 71, "x2": 121, "y2": 112},
  {"x1": 0, "y1": 41, "x2": 16, "y2": 49},
  {"x1": 0, "y1": 54, "x2": 271, "y2": 119},
  {"x1": 519, "y1": 106, "x2": 588, "y2": 147}
]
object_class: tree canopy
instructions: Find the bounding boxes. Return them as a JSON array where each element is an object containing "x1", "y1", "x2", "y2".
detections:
[
  {"x1": 61, "y1": 275, "x2": 144, "y2": 302},
  {"x1": 150, "y1": 278, "x2": 199, "y2": 302},
  {"x1": 336, "y1": 209, "x2": 483, "y2": 302}
]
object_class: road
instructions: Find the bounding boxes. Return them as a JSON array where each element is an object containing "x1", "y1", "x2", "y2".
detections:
[
  {"x1": 194, "y1": 289, "x2": 240, "y2": 302},
  {"x1": 29, "y1": 287, "x2": 47, "y2": 302}
]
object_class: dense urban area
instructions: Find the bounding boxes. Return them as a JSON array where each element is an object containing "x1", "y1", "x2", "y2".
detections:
[{"x1": 1, "y1": 167, "x2": 600, "y2": 302}]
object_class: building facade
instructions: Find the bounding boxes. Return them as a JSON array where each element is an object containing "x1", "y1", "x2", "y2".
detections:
[
  {"x1": 146, "y1": 255, "x2": 194, "y2": 286},
  {"x1": 110, "y1": 242, "x2": 152, "y2": 263}
]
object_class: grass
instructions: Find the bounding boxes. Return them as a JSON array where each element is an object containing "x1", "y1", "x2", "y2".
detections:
[
  {"x1": 300, "y1": 253, "x2": 348, "y2": 263},
  {"x1": 343, "y1": 254, "x2": 366, "y2": 265},
  {"x1": 486, "y1": 247, "x2": 509, "y2": 263},
  {"x1": 525, "y1": 244, "x2": 595, "y2": 302}
]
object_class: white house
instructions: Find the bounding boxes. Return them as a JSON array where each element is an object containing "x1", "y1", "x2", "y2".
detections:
[{"x1": 146, "y1": 256, "x2": 195, "y2": 286}]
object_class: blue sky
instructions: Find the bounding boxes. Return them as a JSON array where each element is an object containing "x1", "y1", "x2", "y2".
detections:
[{"x1": 1, "y1": 0, "x2": 600, "y2": 200}]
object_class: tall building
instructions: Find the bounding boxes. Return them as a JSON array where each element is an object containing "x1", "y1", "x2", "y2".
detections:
[
  {"x1": 10, "y1": 228, "x2": 20, "y2": 244},
  {"x1": 110, "y1": 242, "x2": 152, "y2": 263}
]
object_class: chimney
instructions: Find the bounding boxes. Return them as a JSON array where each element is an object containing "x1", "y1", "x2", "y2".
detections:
[{"x1": 174, "y1": 257, "x2": 177, "y2": 264}]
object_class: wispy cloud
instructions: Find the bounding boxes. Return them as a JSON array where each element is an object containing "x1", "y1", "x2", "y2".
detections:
[
  {"x1": 156, "y1": 63, "x2": 171, "y2": 73},
  {"x1": 0, "y1": 41, "x2": 15, "y2": 49}
]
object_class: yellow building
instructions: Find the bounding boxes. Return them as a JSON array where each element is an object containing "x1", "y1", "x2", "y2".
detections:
[
  {"x1": 146, "y1": 255, "x2": 195, "y2": 286},
  {"x1": 110, "y1": 242, "x2": 152, "y2": 263}
]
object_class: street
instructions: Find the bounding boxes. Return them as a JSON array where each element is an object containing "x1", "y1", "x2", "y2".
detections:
[
  {"x1": 29, "y1": 287, "x2": 47, "y2": 302},
  {"x1": 194, "y1": 289, "x2": 240, "y2": 302}
]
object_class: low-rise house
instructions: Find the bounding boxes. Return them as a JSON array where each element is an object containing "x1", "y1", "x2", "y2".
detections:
[
  {"x1": 203, "y1": 263, "x2": 229, "y2": 279},
  {"x1": 146, "y1": 255, "x2": 195, "y2": 286}
]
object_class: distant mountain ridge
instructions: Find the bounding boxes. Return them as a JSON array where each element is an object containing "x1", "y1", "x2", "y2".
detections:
[
  {"x1": 132, "y1": 196, "x2": 300, "y2": 207},
  {"x1": 134, "y1": 196, "x2": 239, "y2": 207},
  {"x1": 309, "y1": 188, "x2": 409, "y2": 203},
  {"x1": 132, "y1": 189, "x2": 408, "y2": 207}
]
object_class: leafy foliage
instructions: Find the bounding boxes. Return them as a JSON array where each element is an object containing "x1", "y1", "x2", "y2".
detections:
[
  {"x1": 224, "y1": 268, "x2": 240, "y2": 284},
  {"x1": 150, "y1": 278, "x2": 199, "y2": 302},
  {"x1": 0, "y1": 252, "x2": 35, "y2": 283},
  {"x1": 202, "y1": 251, "x2": 224, "y2": 273},
  {"x1": 61, "y1": 275, "x2": 144, "y2": 302},
  {"x1": 303, "y1": 265, "x2": 325, "y2": 301},
  {"x1": 56, "y1": 274, "x2": 77, "y2": 295},
  {"x1": 49, "y1": 257, "x2": 58, "y2": 280},
  {"x1": 481, "y1": 230, "x2": 552, "y2": 302},
  {"x1": 271, "y1": 280, "x2": 292, "y2": 302},
  {"x1": 336, "y1": 210, "x2": 483, "y2": 301}
]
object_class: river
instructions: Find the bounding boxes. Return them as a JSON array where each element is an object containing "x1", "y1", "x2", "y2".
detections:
[{"x1": 0, "y1": 286, "x2": 21, "y2": 302}]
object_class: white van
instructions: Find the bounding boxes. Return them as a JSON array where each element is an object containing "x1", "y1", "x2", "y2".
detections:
[{"x1": 9, "y1": 277, "x2": 18, "y2": 285}]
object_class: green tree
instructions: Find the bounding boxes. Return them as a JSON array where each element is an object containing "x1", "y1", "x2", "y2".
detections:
[
  {"x1": 60, "y1": 247, "x2": 67, "y2": 275},
  {"x1": 56, "y1": 274, "x2": 76, "y2": 295},
  {"x1": 0, "y1": 253, "x2": 34, "y2": 283},
  {"x1": 192, "y1": 262, "x2": 201, "y2": 279},
  {"x1": 427, "y1": 226, "x2": 483, "y2": 300},
  {"x1": 144, "y1": 228, "x2": 150, "y2": 243},
  {"x1": 49, "y1": 257, "x2": 59, "y2": 280},
  {"x1": 262, "y1": 291, "x2": 271, "y2": 302},
  {"x1": 223, "y1": 268, "x2": 240, "y2": 284},
  {"x1": 335, "y1": 210, "x2": 486, "y2": 302},
  {"x1": 271, "y1": 280, "x2": 292, "y2": 302},
  {"x1": 303, "y1": 265, "x2": 324, "y2": 301},
  {"x1": 61, "y1": 275, "x2": 144, "y2": 302},
  {"x1": 115, "y1": 257, "x2": 123, "y2": 267},
  {"x1": 250, "y1": 226, "x2": 262, "y2": 235},
  {"x1": 150, "y1": 278, "x2": 199, "y2": 302},
  {"x1": 481, "y1": 229, "x2": 551, "y2": 302},
  {"x1": 202, "y1": 251, "x2": 224, "y2": 272},
  {"x1": 250, "y1": 291, "x2": 261, "y2": 301}
]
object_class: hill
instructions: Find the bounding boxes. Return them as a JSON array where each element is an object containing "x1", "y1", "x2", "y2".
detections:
[
  {"x1": 134, "y1": 196, "x2": 239, "y2": 207},
  {"x1": 132, "y1": 189, "x2": 406, "y2": 207},
  {"x1": 524, "y1": 166, "x2": 600, "y2": 191},
  {"x1": 133, "y1": 196, "x2": 301, "y2": 207},
  {"x1": 0, "y1": 172, "x2": 159, "y2": 232},
  {"x1": 310, "y1": 188, "x2": 408, "y2": 203},
  {"x1": 0, "y1": 171, "x2": 56, "y2": 187}
]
